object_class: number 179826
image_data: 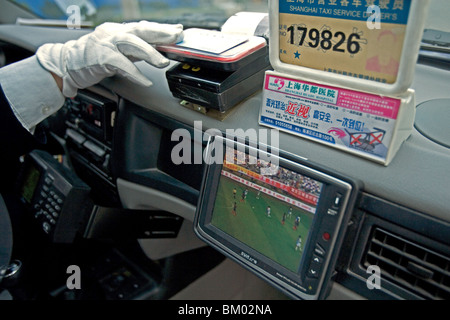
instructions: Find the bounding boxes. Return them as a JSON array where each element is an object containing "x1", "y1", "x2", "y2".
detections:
[{"x1": 286, "y1": 25, "x2": 361, "y2": 55}]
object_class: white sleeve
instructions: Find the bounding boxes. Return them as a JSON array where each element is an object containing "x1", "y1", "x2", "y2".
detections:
[{"x1": 0, "y1": 56, "x2": 65, "y2": 132}]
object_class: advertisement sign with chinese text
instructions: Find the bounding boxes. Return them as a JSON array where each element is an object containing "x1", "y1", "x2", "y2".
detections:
[{"x1": 259, "y1": 71, "x2": 414, "y2": 164}]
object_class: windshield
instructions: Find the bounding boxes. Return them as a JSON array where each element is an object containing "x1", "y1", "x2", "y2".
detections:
[
  {"x1": 424, "y1": 0, "x2": 449, "y2": 32},
  {"x1": 9, "y1": 0, "x2": 268, "y2": 28},
  {"x1": 8, "y1": 0, "x2": 450, "y2": 32}
]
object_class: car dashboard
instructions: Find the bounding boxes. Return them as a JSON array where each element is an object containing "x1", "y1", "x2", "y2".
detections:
[{"x1": 0, "y1": 24, "x2": 449, "y2": 301}]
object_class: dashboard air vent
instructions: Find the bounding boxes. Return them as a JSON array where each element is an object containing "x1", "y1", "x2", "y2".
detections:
[{"x1": 362, "y1": 228, "x2": 450, "y2": 300}]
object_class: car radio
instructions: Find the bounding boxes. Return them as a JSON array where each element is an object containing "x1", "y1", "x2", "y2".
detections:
[
  {"x1": 16, "y1": 150, "x2": 92, "y2": 243},
  {"x1": 65, "y1": 91, "x2": 116, "y2": 145},
  {"x1": 194, "y1": 137, "x2": 361, "y2": 299},
  {"x1": 63, "y1": 90, "x2": 119, "y2": 205}
]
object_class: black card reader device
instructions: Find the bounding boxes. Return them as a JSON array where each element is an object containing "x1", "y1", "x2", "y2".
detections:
[{"x1": 166, "y1": 52, "x2": 271, "y2": 112}]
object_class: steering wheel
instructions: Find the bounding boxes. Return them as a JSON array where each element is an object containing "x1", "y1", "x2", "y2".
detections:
[{"x1": 0, "y1": 194, "x2": 13, "y2": 285}]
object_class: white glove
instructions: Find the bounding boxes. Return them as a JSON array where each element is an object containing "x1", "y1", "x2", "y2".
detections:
[{"x1": 36, "y1": 21, "x2": 183, "y2": 97}]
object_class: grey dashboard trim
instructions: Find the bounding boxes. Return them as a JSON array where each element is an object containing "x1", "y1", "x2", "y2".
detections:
[
  {"x1": 105, "y1": 60, "x2": 450, "y2": 223},
  {"x1": 117, "y1": 178, "x2": 207, "y2": 260},
  {"x1": 117, "y1": 178, "x2": 196, "y2": 221}
]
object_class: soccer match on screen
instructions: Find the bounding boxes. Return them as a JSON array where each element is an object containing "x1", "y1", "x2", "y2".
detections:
[{"x1": 211, "y1": 148, "x2": 323, "y2": 273}]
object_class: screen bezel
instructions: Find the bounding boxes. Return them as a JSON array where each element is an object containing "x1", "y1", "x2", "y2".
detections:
[{"x1": 194, "y1": 136, "x2": 356, "y2": 299}]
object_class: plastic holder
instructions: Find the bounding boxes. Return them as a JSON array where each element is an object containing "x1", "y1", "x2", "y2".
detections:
[{"x1": 268, "y1": 0, "x2": 430, "y2": 96}]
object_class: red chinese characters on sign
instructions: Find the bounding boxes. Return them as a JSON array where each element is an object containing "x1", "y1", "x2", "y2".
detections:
[
  {"x1": 285, "y1": 102, "x2": 311, "y2": 119},
  {"x1": 285, "y1": 102, "x2": 298, "y2": 115},
  {"x1": 297, "y1": 104, "x2": 311, "y2": 119}
]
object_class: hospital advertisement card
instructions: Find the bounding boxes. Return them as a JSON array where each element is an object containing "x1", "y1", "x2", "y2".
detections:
[{"x1": 259, "y1": 71, "x2": 410, "y2": 164}]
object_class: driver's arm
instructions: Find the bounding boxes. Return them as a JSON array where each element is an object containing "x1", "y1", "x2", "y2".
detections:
[
  {"x1": 0, "y1": 21, "x2": 183, "y2": 133},
  {"x1": 0, "y1": 21, "x2": 183, "y2": 189}
]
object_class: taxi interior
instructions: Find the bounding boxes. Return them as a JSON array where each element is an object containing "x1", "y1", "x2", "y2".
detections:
[{"x1": 0, "y1": 0, "x2": 449, "y2": 301}]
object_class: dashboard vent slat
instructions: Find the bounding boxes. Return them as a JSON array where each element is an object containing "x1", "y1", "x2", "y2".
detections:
[{"x1": 362, "y1": 228, "x2": 450, "y2": 300}]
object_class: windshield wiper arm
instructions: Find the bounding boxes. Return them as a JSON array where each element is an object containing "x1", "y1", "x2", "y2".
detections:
[
  {"x1": 421, "y1": 29, "x2": 450, "y2": 52},
  {"x1": 419, "y1": 29, "x2": 450, "y2": 65}
]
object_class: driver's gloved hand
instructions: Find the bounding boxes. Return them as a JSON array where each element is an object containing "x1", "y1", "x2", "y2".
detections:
[{"x1": 36, "y1": 21, "x2": 184, "y2": 97}]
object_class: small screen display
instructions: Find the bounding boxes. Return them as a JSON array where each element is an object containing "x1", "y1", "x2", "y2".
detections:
[
  {"x1": 210, "y1": 147, "x2": 323, "y2": 274},
  {"x1": 20, "y1": 164, "x2": 41, "y2": 204}
]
